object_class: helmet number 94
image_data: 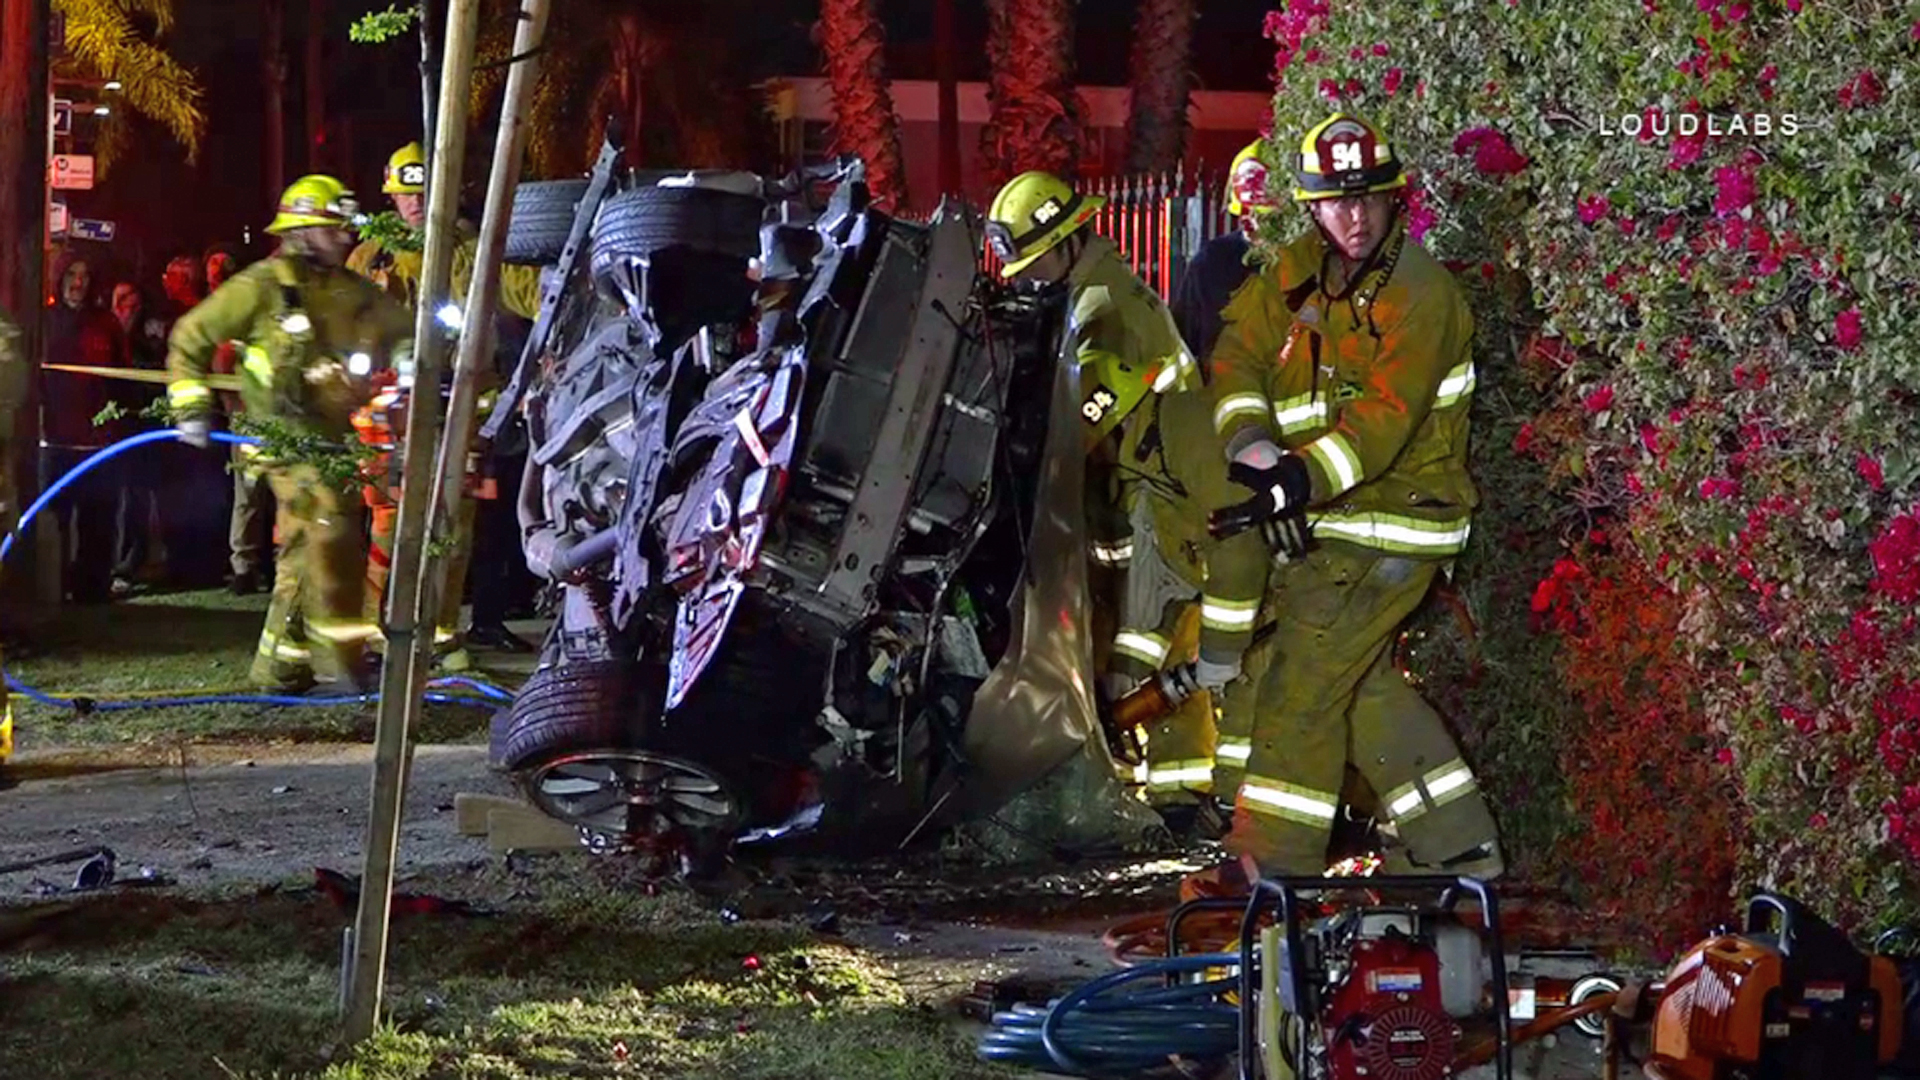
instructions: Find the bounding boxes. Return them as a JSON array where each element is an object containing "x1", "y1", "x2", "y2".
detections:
[
  {"x1": 1330, "y1": 140, "x2": 1364, "y2": 173},
  {"x1": 1082, "y1": 385, "x2": 1118, "y2": 424}
]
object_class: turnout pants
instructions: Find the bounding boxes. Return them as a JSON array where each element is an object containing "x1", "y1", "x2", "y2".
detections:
[
  {"x1": 251, "y1": 465, "x2": 374, "y2": 690},
  {"x1": 1113, "y1": 600, "x2": 1218, "y2": 802},
  {"x1": 364, "y1": 493, "x2": 477, "y2": 672},
  {"x1": 1224, "y1": 543, "x2": 1501, "y2": 876}
]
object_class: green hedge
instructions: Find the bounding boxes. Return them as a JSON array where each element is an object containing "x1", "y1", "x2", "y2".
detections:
[{"x1": 1252, "y1": 0, "x2": 1920, "y2": 943}]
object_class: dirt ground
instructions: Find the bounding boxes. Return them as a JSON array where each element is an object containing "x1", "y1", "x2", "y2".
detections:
[{"x1": 0, "y1": 591, "x2": 1622, "y2": 1078}]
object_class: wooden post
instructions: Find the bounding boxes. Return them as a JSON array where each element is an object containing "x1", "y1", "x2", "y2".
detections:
[
  {"x1": 340, "y1": 0, "x2": 481, "y2": 1045},
  {"x1": 423, "y1": 0, "x2": 550, "y2": 646}
]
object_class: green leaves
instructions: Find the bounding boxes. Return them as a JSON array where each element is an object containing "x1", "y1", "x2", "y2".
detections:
[
  {"x1": 350, "y1": 3, "x2": 421, "y2": 44},
  {"x1": 357, "y1": 211, "x2": 423, "y2": 254}
]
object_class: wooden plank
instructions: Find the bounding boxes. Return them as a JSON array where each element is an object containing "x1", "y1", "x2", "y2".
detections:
[
  {"x1": 453, "y1": 792, "x2": 525, "y2": 836},
  {"x1": 485, "y1": 806, "x2": 582, "y2": 854}
]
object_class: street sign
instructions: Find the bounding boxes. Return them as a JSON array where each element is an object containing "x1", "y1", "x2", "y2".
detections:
[
  {"x1": 51, "y1": 99, "x2": 71, "y2": 137},
  {"x1": 71, "y1": 219, "x2": 115, "y2": 242},
  {"x1": 50, "y1": 154, "x2": 93, "y2": 191},
  {"x1": 48, "y1": 201, "x2": 68, "y2": 237}
]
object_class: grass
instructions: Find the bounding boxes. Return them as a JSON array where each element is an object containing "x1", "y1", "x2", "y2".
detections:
[
  {"x1": 6, "y1": 589, "x2": 512, "y2": 751},
  {"x1": 0, "y1": 867, "x2": 1017, "y2": 1080}
]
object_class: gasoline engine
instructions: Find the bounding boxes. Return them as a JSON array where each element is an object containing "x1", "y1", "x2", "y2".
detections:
[{"x1": 1633, "y1": 892, "x2": 1906, "y2": 1080}]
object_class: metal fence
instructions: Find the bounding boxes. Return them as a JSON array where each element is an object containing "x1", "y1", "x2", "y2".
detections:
[{"x1": 905, "y1": 167, "x2": 1240, "y2": 297}]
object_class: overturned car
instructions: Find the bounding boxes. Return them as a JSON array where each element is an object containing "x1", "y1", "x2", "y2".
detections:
[{"x1": 486, "y1": 148, "x2": 1158, "y2": 873}]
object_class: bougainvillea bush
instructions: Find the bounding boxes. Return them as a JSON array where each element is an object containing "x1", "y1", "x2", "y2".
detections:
[{"x1": 1254, "y1": 0, "x2": 1920, "y2": 945}]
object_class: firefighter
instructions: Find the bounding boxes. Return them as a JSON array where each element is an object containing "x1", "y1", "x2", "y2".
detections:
[
  {"x1": 1204, "y1": 113, "x2": 1502, "y2": 882},
  {"x1": 347, "y1": 141, "x2": 542, "y2": 671},
  {"x1": 986, "y1": 171, "x2": 1221, "y2": 814},
  {"x1": 1172, "y1": 139, "x2": 1280, "y2": 366},
  {"x1": 168, "y1": 175, "x2": 413, "y2": 692}
]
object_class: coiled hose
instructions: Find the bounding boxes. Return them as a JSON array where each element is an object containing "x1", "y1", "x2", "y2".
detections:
[
  {"x1": 1, "y1": 429, "x2": 515, "y2": 712},
  {"x1": 976, "y1": 953, "x2": 1243, "y2": 1075}
]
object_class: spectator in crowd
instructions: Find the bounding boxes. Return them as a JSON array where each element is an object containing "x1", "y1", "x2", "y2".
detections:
[
  {"x1": 108, "y1": 279, "x2": 165, "y2": 591},
  {"x1": 39, "y1": 251, "x2": 126, "y2": 604}
]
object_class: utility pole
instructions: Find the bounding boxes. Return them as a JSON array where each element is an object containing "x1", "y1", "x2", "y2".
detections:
[
  {"x1": 340, "y1": 0, "x2": 483, "y2": 1045},
  {"x1": 934, "y1": 0, "x2": 959, "y2": 199}
]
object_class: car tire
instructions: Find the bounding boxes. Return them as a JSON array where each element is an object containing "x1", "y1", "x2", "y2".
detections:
[
  {"x1": 589, "y1": 185, "x2": 764, "y2": 280},
  {"x1": 504, "y1": 179, "x2": 592, "y2": 266},
  {"x1": 495, "y1": 659, "x2": 640, "y2": 770}
]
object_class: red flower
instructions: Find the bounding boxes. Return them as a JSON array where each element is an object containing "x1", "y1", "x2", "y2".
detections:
[
  {"x1": 1452, "y1": 126, "x2": 1529, "y2": 176},
  {"x1": 1655, "y1": 216, "x2": 1681, "y2": 242},
  {"x1": 1858, "y1": 454, "x2": 1885, "y2": 491},
  {"x1": 1584, "y1": 385, "x2": 1615, "y2": 413},
  {"x1": 1785, "y1": 0, "x2": 1801, "y2": 11},
  {"x1": 1349, "y1": 46, "x2": 1364, "y2": 60},
  {"x1": 1577, "y1": 194, "x2": 1610, "y2": 225},
  {"x1": 1869, "y1": 514, "x2": 1920, "y2": 603},
  {"x1": 1715, "y1": 748, "x2": 1734, "y2": 765},
  {"x1": 1382, "y1": 67, "x2": 1404, "y2": 95},
  {"x1": 1304, "y1": 46, "x2": 1325, "y2": 63},
  {"x1": 1838, "y1": 70, "x2": 1884, "y2": 109},
  {"x1": 1809, "y1": 812, "x2": 1827, "y2": 829},
  {"x1": 1344, "y1": 77, "x2": 1364, "y2": 97},
  {"x1": 1513, "y1": 422, "x2": 1535, "y2": 454},
  {"x1": 1372, "y1": 41, "x2": 1390, "y2": 56},
  {"x1": 1836, "y1": 308, "x2": 1863, "y2": 351},
  {"x1": 1318, "y1": 78, "x2": 1339, "y2": 100}
]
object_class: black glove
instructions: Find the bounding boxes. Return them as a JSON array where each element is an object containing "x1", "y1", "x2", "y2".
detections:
[{"x1": 1209, "y1": 453, "x2": 1313, "y2": 553}]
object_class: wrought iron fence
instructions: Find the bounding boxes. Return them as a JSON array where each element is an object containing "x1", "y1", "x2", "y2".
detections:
[{"x1": 902, "y1": 167, "x2": 1240, "y2": 297}]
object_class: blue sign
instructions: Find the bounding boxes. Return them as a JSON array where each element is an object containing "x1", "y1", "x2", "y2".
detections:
[{"x1": 71, "y1": 218, "x2": 115, "y2": 242}]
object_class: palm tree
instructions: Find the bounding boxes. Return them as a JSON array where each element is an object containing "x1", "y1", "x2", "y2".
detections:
[
  {"x1": 53, "y1": 0, "x2": 205, "y2": 174},
  {"x1": 470, "y1": 1, "x2": 759, "y2": 178},
  {"x1": 1123, "y1": 0, "x2": 1195, "y2": 173},
  {"x1": 814, "y1": 0, "x2": 906, "y2": 209},
  {"x1": 979, "y1": 0, "x2": 1085, "y2": 186}
]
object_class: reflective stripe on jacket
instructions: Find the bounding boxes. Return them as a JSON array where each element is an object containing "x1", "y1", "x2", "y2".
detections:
[{"x1": 1207, "y1": 225, "x2": 1478, "y2": 560}]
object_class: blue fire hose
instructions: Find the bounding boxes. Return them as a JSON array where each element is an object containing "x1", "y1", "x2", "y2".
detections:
[
  {"x1": 975, "y1": 953, "x2": 1244, "y2": 1074},
  {"x1": 1, "y1": 428, "x2": 516, "y2": 712}
]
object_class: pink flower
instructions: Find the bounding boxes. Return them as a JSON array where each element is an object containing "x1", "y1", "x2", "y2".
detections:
[
  {"x1": 1513, "y1": 423, "x2": 1535, "y2": 454},
  {"x1": 1713, "y1": 165, "x2": 1755, "y2": 218},
  {"x1": 1727, "y1": 1, "x2": 1748, "y2": 18},
  {"x1": 1344, "y1": 77, "x2": 1364, "y2": 97},
  {"x1": 1858, "y1": 453, "x2": 1885, "y2": 491},
  {"x1": 1349, "y1": 46, "x2": 1364, "y2": 60},
  {"x1": 1382, "y1": 67, "x2": 1404, "y2": 95},
  {"x1": 1583, "y1": 385, "x2": 1615, "y2": 413},
  {"x1": 1304, "y1": 46, "x2": 1325, "y2": 63},
  {"x1": 1372, "y1": 41, "x2": 1390, "y2": 56},
  {"x1": 1451, "y1": 127, "x2": 1530, "y2": 177},
  {"x1": 1639, "y1": 425, "x2": 1661, "y2": 453},
  {"x1": 1912, "y1": 20, "x2": 1920, "y2": 40},
  {"x1": 1810, "y1": 812, "x2": 1828, "y2": 829},
  {"x1": 1786, "y1": 0, "x2": 1801, "y2": 9},
  {"x1": 1836, "y1": 308, "x2": 1863, "y2": 351},
  {"x1": 1577, "y1": 194, "x2": 1610, "y2": 225},
  {"x1": 1318, "y1": 78, "x2": 1339, "y2": 100},
  {"x1": 1716, "y1": 748, "x2": 1734, "y2": 765},
  {"x1": 1699, "y1": 477, "x2": 1741, "y2": 499}
]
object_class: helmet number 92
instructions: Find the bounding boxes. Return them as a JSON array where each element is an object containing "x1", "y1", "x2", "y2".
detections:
[{"x1": 1330, "y1": 140, "x2": 1364, "y2": 173}]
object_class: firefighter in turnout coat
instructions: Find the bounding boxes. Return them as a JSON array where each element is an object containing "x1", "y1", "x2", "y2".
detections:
[
  {"x1": 168, "y1": 175, "x2": 414, "y2": 692},
  {"x1": 987, "y1": 170, "x2": 1224, "y2": 806},
  {"x1": 1204, "y1": 114, "x2": 1503, "y2": 880},
  {"x1": 346, "y1": 142, "x2": 542, "y2": 671}
]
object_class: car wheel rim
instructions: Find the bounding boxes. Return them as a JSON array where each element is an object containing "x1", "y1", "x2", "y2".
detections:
[{"x1": 523, "y1": 749, "x2": 739, "y2": 841}]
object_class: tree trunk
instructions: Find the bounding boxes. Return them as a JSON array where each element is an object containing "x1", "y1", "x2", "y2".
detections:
[
  {"x1": 980, "y1": 0, "x2": 1083, "y2": 186},
  {"x1": 815, "y1": 0, "x2": 907, "y2": 210},
  {"x1": 263, "y1": 0, "x2": 286, "y2": 198},
  {"x1": 306, "y1": 0, "x2": 326, "y2": 172},
  {"x1": 0, "y1": 0, "x2": 48, "y2": 598},
  {"x1": 934, "y1": 0, "x2": 959, "y2": 198},
  {"x1": 1123, "y1": 0, "x2": 1195, "y2": 174}
]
